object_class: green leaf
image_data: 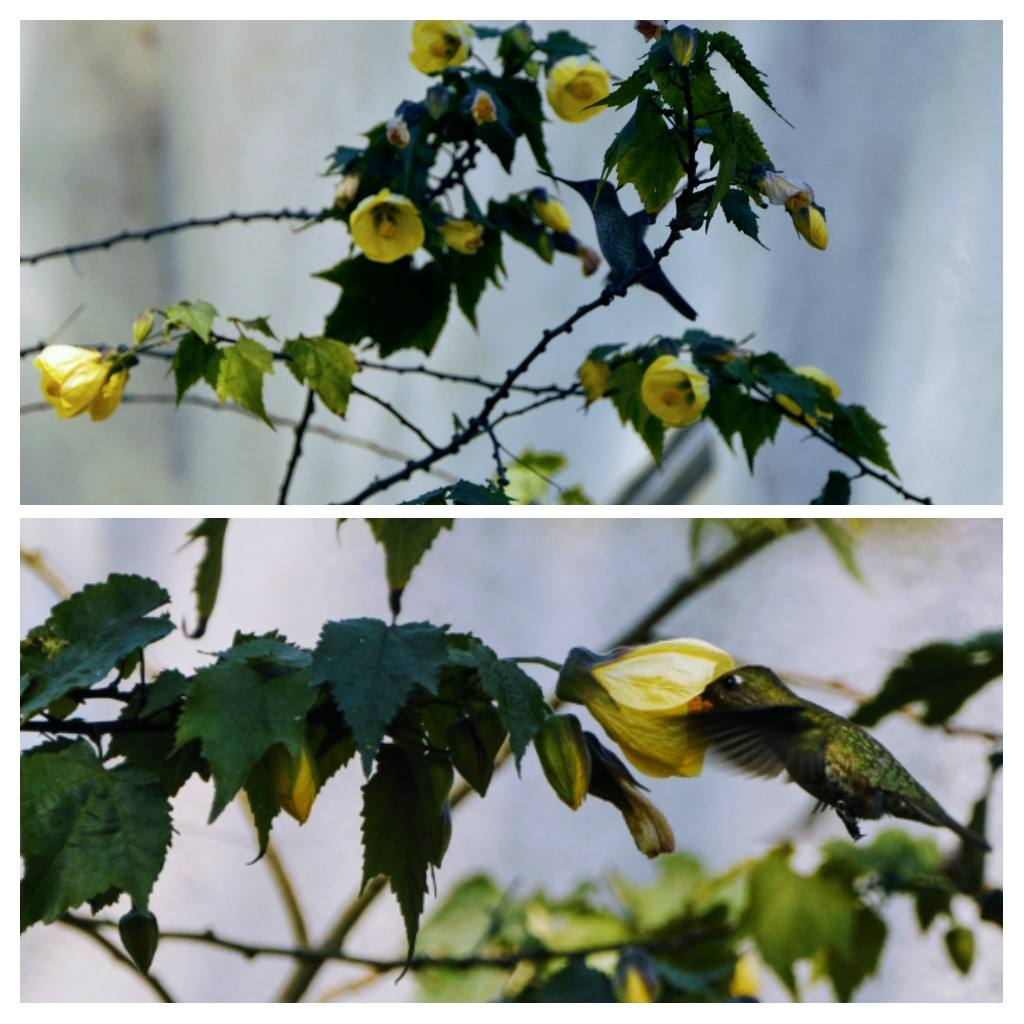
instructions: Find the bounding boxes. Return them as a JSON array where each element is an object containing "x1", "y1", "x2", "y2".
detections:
[
  {"x1": 504, "y1": 449, "x2": 566, "y2": 504},
  {"x1": 361, "y1": 744, "x2": 452, "y2": 956},
  {"x1": 366, "y1": 518, "x2": 454, "y2": 617},
  {"x1": 523, "y1": 960, "x2": 615, "y2": 1002},
  {"x1": 21, "y1": 574, "x2": 174, "y2": 719},
  {"x1": 21, "y1": 740, "x2": 172, "y2": 931},
  {"x1": 720, "y1": 190, "x2": 764, "y2": 245},
  {"x1": 818, "y1": 906, "x2": 887, "y2": 1001},
  {"x1": 165, "y1": 299, "x2": 218, "y2": 343},
  {"x1": 706, "y1": 31, "x2": 791, "y2": 125},
  {"x1": 215, "y1": 335, "x2": 275, "y2": 427},
  {"x1": 441, "y1": 229, "x2": 504, "y2": 328},
  {"x1": 172, "y1": 331, "x2": 221, "y2": 401},
  {"x1": 829, "y1": 404, "x2": 897, "y2": 475},
  {"x1": 319, "y1": 256, "x2": 452, "y2": 358},
  {"x1": 602, "y1": 63, "x2": 655, "y2": 110},
  {"x1": 404, "y1": 480, "x2": 514, "y2": 505},
  {"x1": 613, "y1": 96, "x2": 685, "y2": 214},
  {"x1": 732, "y1": 111, "x2": 772, "y2": 171},
  {"x1": 326, "y1": 144, "x2": 363, "y2": 174},
  {"x1": 483, "y1": 74, "x2": 551, "y2": 174},
  {"x1": 487, "y1": 197, "x2": 554, "y2": 263},
  {"x1": 851, "y1": 631, "x2": 1002, "y2": 728},
  {"x1": 944, "y1": 925, "x2": 975, "y2": 975},
  {"x1": 609, "y1": 358, "x2": 666, "y2": 462},
  {"x1": 450, "y1": 638, "x2": 546, "y2": 769},
  {"x1": 183, "y1": 518, "x2": 228, "y2": 639},
  {"x1": 175, "y1": 637, "x2": 317, "y2": 821},
  {"x1": 812, "y1": 471, "x2": 853, "y2": 505},
  {"x1": 228, "y1": 315, "x2": 276, "y2": 339},
  {"x1": 559, "y1": 484, "x2": 592, "y2": 505},
  {"x1": 536, "y1": 29, "x2": 592, "y2": 66},
  {"x1": 313, "y1": 618, "x2": 449, "y2": 773},
  {"x1": 705, "y1": 384, "x2": 781, "y2": 470},
  {"x1": 812, "y1": 520, "x2": 863, "y2": 582},
  {"x1": 282, "y1": 335, "x2": 359, "y2": 417}
]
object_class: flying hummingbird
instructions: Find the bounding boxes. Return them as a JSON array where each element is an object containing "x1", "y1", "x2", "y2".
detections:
[
  {"x1": 543, "y1": 173, "x2": 699, "y2": 321},
  {"x1": 692, "y1": 665, "x2": 990, "y2": 849}
]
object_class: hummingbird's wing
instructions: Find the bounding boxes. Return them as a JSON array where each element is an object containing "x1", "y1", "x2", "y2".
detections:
[{"x1": 692, "y1": 707, "x2": 825, "y2": 784}]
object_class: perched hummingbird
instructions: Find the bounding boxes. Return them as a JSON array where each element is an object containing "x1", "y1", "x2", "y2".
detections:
[
  {"x1": 543, "y1": 173, "x2": 698, "y2": 321},
  {"x1": 692, "y1": 666, "x2": 990, "y2": 849}
]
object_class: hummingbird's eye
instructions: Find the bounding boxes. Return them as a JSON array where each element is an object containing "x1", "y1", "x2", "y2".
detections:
[{"x1": 723, "y1": 673, "x2": 743, "y2": 688}]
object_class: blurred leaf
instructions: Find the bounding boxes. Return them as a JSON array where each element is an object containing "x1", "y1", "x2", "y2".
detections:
[
  {"x1": 815, "y1": 905, "x2": 887, "y2": 1001},
  {"x1": 521, "y1": 959, "x2": 615, "y2": 1002},
  {"x1": 851, "y1": 631, "x2": 1002, "y2": 727},
  {"x1": 183, "y1": 518, "x2": 228, "y2": 639},
  {"x1": 944, "y1": 925, "x2": 975, "y2": 975},
  {"x1": 812, "y1": 520, "x2": 863, "y2": 582},
  {"x1": 812, "y1": 471, "x2": 853, "y2": 505},
  {"x1": 505, "y1": 450, "x2": 566, "y2": 504}
]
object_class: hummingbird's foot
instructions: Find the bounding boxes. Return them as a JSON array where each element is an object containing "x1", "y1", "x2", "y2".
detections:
[{"x1": 835, "y1": 804, "x2": 864, "y2": 842}]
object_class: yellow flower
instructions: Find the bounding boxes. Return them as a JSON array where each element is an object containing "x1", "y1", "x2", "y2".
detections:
[
  {"x1": 546, "y1": 56, "x2": 611, "y2": 123},
  {"x1": 470, "y1": 89, "x2": 497, "y2": 125},
  {"x1": 410, "y1": 20, "x2": 472, "y2": 75},
  {"x1": 557, "y1": 639, "x2": 736, "y2": 778},
  {"x1": 34, "y1": 344, "x2": 128, "y2": 421},
  {"x1": 349, "y1": 189, "x2": 425, "y2": 263},
  {"x1": 756, "y1": 170, "x2": 806, "y2": 206},
  {"x1": 439, "y1": 219, "x2": 485, "y2": 255},
  {"x1": 729, "y1": 953, "x2": 760, "y2": 999},
  {"x1": 529, "y1": 189, "x2": 572, "y2": 234},
  {"x1": 640, "y1": 355, "x2": 709, "y2": 428},
  {"x1": 578, "y1": 359, "x2": 610, "y2": 403},
  {"x1": 786, "y1": 192, "x2": 829, "y2": 250},
  {"x1": 776, "y1": 365, "x2": 841, "y2": 426},
  {"x1": 265, "y1": 743, "x2": 317, "y2": 824}
]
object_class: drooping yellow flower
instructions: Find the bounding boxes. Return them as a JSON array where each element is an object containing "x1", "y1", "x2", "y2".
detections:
[
  {"x1": 439, "y1": 219, "x2": 485, "y2": 255},
  {"x1": 470, "y1": 89, "x2": 498, "y2": 125},
  {"x1": 776, "y1": 365, "x2": 841, "y2": 426},
  {"x1": 756, "y1": 170, "x2": 806, "y2": 206},
  {"x1": 34, "y1": 344, "x2": 128, "y2": 421},
  {"x1": 729, "y1": 953, "x2": 760, "y2": 999},
  {"x1": 529, "y1": 189, "x2": 572, "y2": 234},
  {"x1": 349, "y1": 189, "x2": 425, "y2": 264},
  {"x1": 578, "y1": 359, "x2": 610, "y2": 403},
  {"x1": 786, "y1": 192, "x2": 829, "y2": 250},
  {"x1": 546, "y1": 56, "x2": 611, "y2": 123},
  {"x1": 557, "y1": 639, "x2": 736, "y2": 778},
  {"x1": 409, "y1": 20, "x2": 472, "y2": 75},
  {"x1": 265, "y1": 743, "x2": 317, "y2": 824},
  {"x1": 640, "y1": 355, "x2": 709, "y2": 428}
]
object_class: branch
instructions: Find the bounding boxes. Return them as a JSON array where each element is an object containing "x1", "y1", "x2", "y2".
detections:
[
  {"x1": 20, "y1": 207, "x2": 331, "y2": 265},
  {"x1": 425, "y1": 142, "x2": 480, "y2": 202},
  {"x1": 277, "y1": 389, "x2": 316, "y2": 505},
  {"x1": 59, "y1": 914, "x2": 175, "y2": 1002},
  {"x1": 21, "y1": 717, "x2": 166, "y2": 736},
  {"x1": 350, "y1": 384, "x2": 439, "y2": 451},
  {"x1": 356, "y1": 358, "x2": 570, "y2": 396}
]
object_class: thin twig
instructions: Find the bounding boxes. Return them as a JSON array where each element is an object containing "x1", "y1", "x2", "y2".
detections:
[
  {"x1": 261, "y1": 842, "x2": 310, "y2": 948},
  {"x1": 21, "y1": 208, "x2": 330, "y2": 266},
  {"x1": 350, "y1": 384, "x2": 439, "y2": 451},
  {"x1": 20, "y1": 548, "x2": 72, "y2": 599},
  {"x1": 356, "y1": 358, "x2": 569, "y2": 396},
  {"x1": 58, "y1": 914, "x2": 175, "y2": 1002},
  {"x1": 491, "y1": 385, "x2": 583, "y2": 427},
  {"x1": 484, "y1": 424, "x2": 508, "y2": 490},
  {"x1": 277, "y1": 389, "x2": 316, "y2": 505}
]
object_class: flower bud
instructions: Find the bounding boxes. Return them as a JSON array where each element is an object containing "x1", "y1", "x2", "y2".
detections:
[
  {"x1": 729, "y1": 952, "x2": 760, "y2": 999},
  {"x1": 439, "y1": 218, "x2": 485, "y2": 255},
  {"x1": 557, "y1": 639, "x2": 735, "y2": 778},
  {"x1": 132, "y1": 311, "x2": 154, "y2": 345},
  {"x1": 945, "y1": 925, "x2": 975, "y2": 975},
  {"x1": 634, "y1": 21, "x2": 667, "y2": 42},
  {"x1": 585, "y1": 732, "x2": 675, "y2": 857},
  {"x1": 265, "y1": 742, "x2": 318, "y2": 823},
  {"x1": 470, "y1": 89, "x2": 498, "y2": 125},
  {"x1": 386, "y1": 115, "x2": 410, "y2": 149},
  {"x1": 447, "y1": 706, "x2": 506, "y2": 796},
  {"x1": 118, "y1": 906, "x2": 159, "y2": 974},
  {"x1": 577, "y1": 244, "x2": 602, "y2": 277},
  {"x1": 615, "y1": 947, "x2": 661, "y2": 1002},
  {"x1": 776, "y1": 365, "x2": 841, "y2": 426},
  {"x1": 425, "y1": 83, "x2": 451, "y2": 120},
  {"x1": 640, "y1": 355, "x2": 709, "y2": 429},
  {"x1": 535, "y1": 713, "x2": 591, "y2": 810},
  {"x1": 578, "y1": 358, "x2": 611, "y2": 404},
  {"x1": 528, "y1": 188, "x2": 572, "y2": 234},
  {"x1": 668, "y1": 25, "x2": 699, "y2": 67},
  {"x1": 786, "y1": 193, "x2": 829, "y2": 250},
  {"x1": 424, "y1": 751, "x2": 455, "y2": 807},
  {"x1": 755, "y1": 169, "x2": 805, "y2": 206},
  {"x1": 34, "y1": 345, "x2": 128, "y2": 421}
]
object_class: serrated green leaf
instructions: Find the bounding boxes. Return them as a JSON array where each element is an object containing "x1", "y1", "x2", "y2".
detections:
[
  {"x1": 706, "y1": 31, "x2": 791, "y2": 125},
  {"x1": 215, "y1": 335, "x2": 275, "y2": 428},
  {"x1": 404, "y1": 480, "x2": 515, "y2": 505},
  {"x1": 487, "y1": 197, "x2": 554, "y2": 263},
  {"x1": 613, "y1": 96, "x2": 685, "y2": 214},
  {"x1": 366, "y1": 519, "x2": 454, "y2": 617},
  {"x1": 175, "y1": 638, "x2": 317, "y2": 821},
  {"x1": 21, "y1": 740, "x2": 172, "y2": 931},
  {"x1": 441, "y1": 230, "x2": 504, "y2": 328},
  {"x1": 319, "y1": 256, "x2": 452, "y2": 358},
  {"x1": 165, "y1": 299, "x2": 218, "y2": 343},
  {"x1": 361, "y1": 744, "x2": 452, "y2": 956},
  {"x1": 609, "y1": 359, "x2": 666, "y2": 462},
  {"x1": 829, "y1": 404, "x2": 898, "y2": 475},
  {"x1": 172, "y1": 331, "x2": 221, "y2": 401},
  {"x1": 602, "y1": 63, "x2": 654, "y2": 110},
  {"x1": 283, "y1": 335, "x2": 358, "y2": 417},
  {"x1": 21, "y1": 574, "x2": 174, "y2": 719},
  {"x1": 706, "y1": 383, "x2": 781, "y2": 470},
  {"x1": 313, "y1": 618, "x2": 449, "y2": 773},
  {"x1": 720, "y1": 190, "x2": 764, "y2": 245},
  {"x1": 183, "y1": 518, "x2": 228, "y2": 639}
]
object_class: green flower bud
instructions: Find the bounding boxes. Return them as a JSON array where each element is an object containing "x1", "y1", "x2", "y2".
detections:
[
  {"x1": 535, "y1": 713, "x2": 591, "y2": 810},
  {"x1": 668, "y1": 25, "x2": 699, "y2": 68},
  {"x1": 508, "y1": 22, "x2": 533, "y2": 54},
  {"x1": 132, "y1": 311, "x2": 154, "y2": 345},
  {"x1": 425, "y1": 83, "x2": 451, "y2": 120},
  {"x1": 945, "y1": 925, "x2": 975, "y2": 975},
  {"x1": 424, "y1": 751, "x2": 454, "y2": 807},
  {"x1": 615, "y1": 947, "x2": 660, "y2": 1002},
  {"x1": 447, "y1": 706, "x2": 507, "y2": 796},
  {"x1": 118, "y1": 906, "x2": 159, "y2": 974}
]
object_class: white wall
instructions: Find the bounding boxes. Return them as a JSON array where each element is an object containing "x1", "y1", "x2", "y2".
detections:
[
  {"x1": 20, "y1": 518, "x2": 1002, "y2": 1001},
  {"x1": 20, "y1": 21, "x2": 1002, "y2": 504}
]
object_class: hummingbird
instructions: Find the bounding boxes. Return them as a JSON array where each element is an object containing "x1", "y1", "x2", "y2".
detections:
[
  {"x1": 542, "y1": 173, "x2": 699, "y2": 321},
  {"x1": 692, "y1": 666, "x2": 990, "y2": 850}
]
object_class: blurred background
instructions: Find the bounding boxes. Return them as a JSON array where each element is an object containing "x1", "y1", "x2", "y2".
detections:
[
  {"x1": 20, "y1": 21, "x2": 1002, "y2": 505},
  {"x1": 20, "y1": 517, "x2": 1002, "y2": 1000}
]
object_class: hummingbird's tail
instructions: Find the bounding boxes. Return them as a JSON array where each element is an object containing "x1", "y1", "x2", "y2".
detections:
[
  {"x1": 895, "y1": 792, "x2": 991, "y2": 851},
  {"x1": 639, "y1": 265, "x2": 698, "y2": 321}
]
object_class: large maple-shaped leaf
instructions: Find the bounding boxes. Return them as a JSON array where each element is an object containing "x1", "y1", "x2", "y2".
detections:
[
  {"x1": 21, "y1": 740, "x2": 172, "y2": 931},
  {"x1": 20, "y1": 574, "x2": 174, "y2": 719},
  {"x1": 361, "y1": 744, "x2": 451, "y2": 956},
  {"x1": 313, "y1": 619, "x2": 449, "y2": 773},
  {"x1": 175, "y1": 637, "x2": 317, "y2": 821}
]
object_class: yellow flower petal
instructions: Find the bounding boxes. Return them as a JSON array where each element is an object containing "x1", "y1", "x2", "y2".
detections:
[
  {"x1": 546, "y1": 56, "x2": 610, "y2": 123},
  {"x1": 530, "y1": 191, "x2": 572, "y2": 234},
  {"x1": 439, "y1": 218, "x2": 485, "y2": 255},
  {"x1": 89, "y1": 369, "x2": 128, "y2": 421},
  {"x1": 410, "y1": 20, "x2": 472, "y2": 75},
  {"x1": 34, "y1": 344, "x2": 108, "y2": 419},
  {"x1": 349, "y1": 188, "x2": 425, "y2": 264},
  {"x1": 640, "y1": 355, "x2": 709, "y2": 428}
]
